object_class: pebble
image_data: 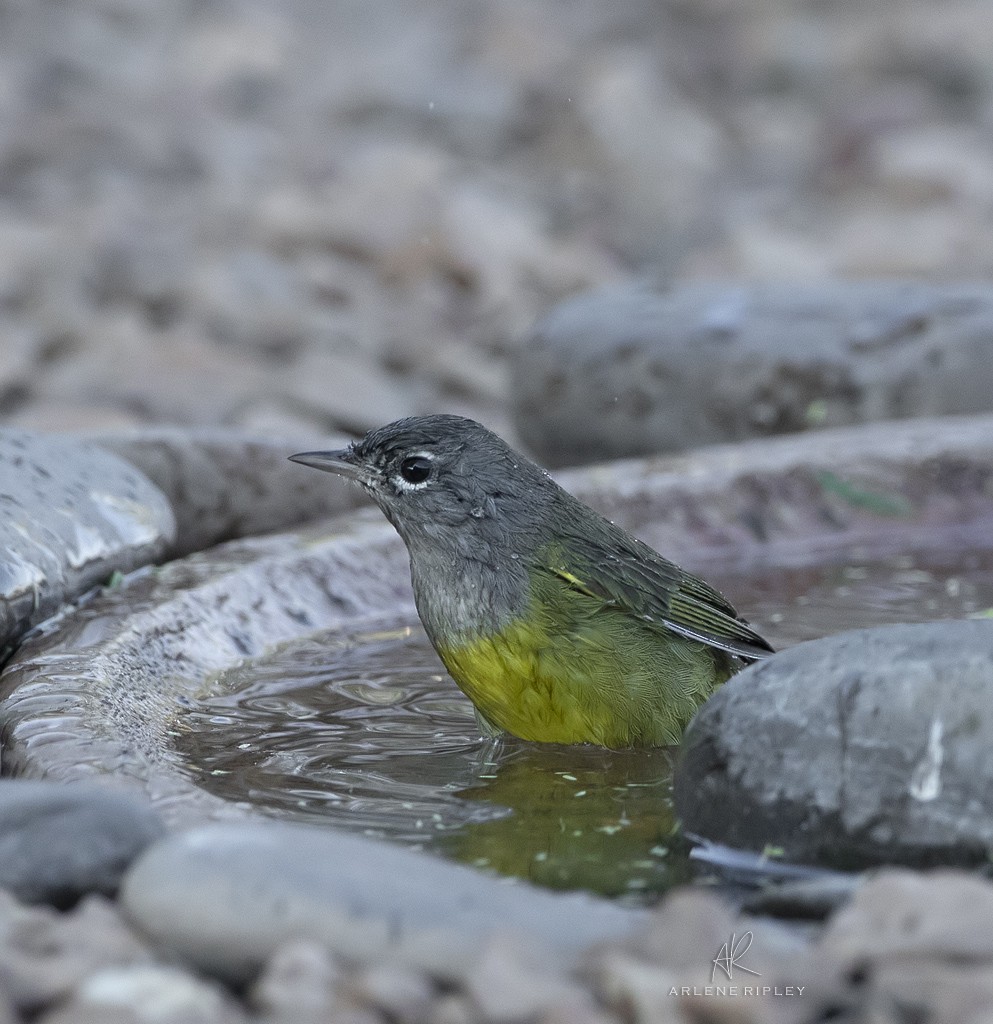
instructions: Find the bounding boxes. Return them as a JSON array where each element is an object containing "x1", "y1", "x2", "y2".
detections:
[
  {"x1": 0, "y1": 893, "x2": 151, "y2": 1014},
  {"x1": 118, "y1": 822, "x2": 642, "y2": 985},
  {"x1": 589, "y1": 952, "x2": 681, "y2": 1024},
  {"x1": 462, "y1": 935, "x2": 590, "y2": 1024},
  {"x1": 0, "y1": 332, "x2": 36, "y2": 413},
  {"x1": 344, "y1": 963, "x2": 435, "y2": 1023},
  {"x1": 781, "y1": 870, "x2": 993, "y2": 1024},
  {"x1": 31, "y1": 319, "x2": 276, "y2": 429},
  {"x1": 191, "y1": 250, "x2": 309, "y2": 356},
  {"x1": 675, "y1": 620, "x2": 993, "y2": 869},
  {"x1": 821, "y1": 870, "x2": 993, "y2": 963},
  {"x1": 611, "y1": 889, "x2": 740, "y2": 979},
  {"x1": 577, "y1": 51, "x2": 724, "y2": 264},
  {"x1": 37, "y1": 964, "x2": 246, "y2": 1024},
  {"x1": 428, "y1": 995, "x2": 476, "y2": 1024},
  {"x1": 248, "y1": 940, "x2": 341, "y2": 1023},
  {"x1": 0, "y1": 780, "x2": 164, "y2": 908},
  {"x1": 0, "y1": 429, "x2": 175, "y2": 652}
]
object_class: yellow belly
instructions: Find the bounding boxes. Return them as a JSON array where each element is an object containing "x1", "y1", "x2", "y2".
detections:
[{"x1": 435, "y1": 614, "x2": 721, "y2": 748}]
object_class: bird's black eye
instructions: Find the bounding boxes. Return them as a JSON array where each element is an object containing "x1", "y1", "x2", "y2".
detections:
[{"x1": 399, "y1": 455, "x2": 432, "y2": 484}]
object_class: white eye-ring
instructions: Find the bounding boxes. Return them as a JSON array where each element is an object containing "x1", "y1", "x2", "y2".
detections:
[{"x1": 395, "y1": 452, "x2": 434, "y2": 490}]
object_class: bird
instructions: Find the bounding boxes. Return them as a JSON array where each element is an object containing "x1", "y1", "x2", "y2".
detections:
[{"x1": 289, "y1": 415, "x2": 773, "y2": 748}]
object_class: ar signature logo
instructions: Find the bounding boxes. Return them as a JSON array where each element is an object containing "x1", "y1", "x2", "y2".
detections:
[{"x1": 712, "y1": 931, "x2": 761, "y2": 983}]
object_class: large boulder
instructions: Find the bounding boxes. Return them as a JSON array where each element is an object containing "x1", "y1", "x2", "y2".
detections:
[
  {"x1": 675, "y1": 620, "x2": 993, "y2": 869},
  {"x1": 514, "y1": 281, "x2": 993, "y2": 465}
]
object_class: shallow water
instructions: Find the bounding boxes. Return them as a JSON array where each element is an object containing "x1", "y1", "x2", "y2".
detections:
[{"x1": 174, "y1": 546, "x2": 993, "y2": 899}]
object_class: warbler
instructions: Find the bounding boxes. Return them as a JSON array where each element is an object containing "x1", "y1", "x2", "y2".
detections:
[{"x1": 290, "y1": 415, "x2": 773, "y2": 748}]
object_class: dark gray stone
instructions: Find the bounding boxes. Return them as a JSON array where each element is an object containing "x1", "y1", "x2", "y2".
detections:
[
  {"x1": 740, "y1": 875, "x2": 861, "y2": 921},
  {"x1": 0, "y1": 782, "x2": 165, "y2": 907},
  {"x1": 675, "y1": 620, "x2": 993, "y2": 869},
  {"x1": 514, "y1": 281, "x2": 993, "y2": 465},
  {"x1": 0, "y1": 429, "x2": 174, "y2": 653},
  {"x1": 91, "y1": 428, "x2": 360, "y2": 558},
  {"x1": 120, "y1": 823, "x2": 643, "y2": 984}
]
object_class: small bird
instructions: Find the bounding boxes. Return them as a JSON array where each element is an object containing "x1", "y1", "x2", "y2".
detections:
[{"x1": 290, "y1": 415, "x2": 773, "y2": 748}]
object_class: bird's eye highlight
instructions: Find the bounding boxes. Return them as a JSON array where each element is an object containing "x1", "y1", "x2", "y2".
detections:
[{"x1": 399, "y1": 455, "x2": 432, "y2": 484}]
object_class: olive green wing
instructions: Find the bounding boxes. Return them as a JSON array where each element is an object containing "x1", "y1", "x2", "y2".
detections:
[{"x1": 541, "y1": 529, "x2": 774, "y2": 662}]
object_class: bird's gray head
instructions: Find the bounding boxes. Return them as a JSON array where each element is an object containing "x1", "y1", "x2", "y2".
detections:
[{"x1": 289, "y1": 415, "x2": 556, "y2": 556}]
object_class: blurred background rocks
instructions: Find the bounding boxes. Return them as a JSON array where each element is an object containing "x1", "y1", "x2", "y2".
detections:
[
  {"x1": 514, "y1": 280, "x2": 993, "y2": 465},
  {"x1": 1, "y1": 0, "x2": 992, "y2": 452}
]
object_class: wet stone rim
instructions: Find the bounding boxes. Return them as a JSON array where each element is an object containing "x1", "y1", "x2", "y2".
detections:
[{"x1": 2, "y1": 414, "x2": 993, "y2": 828}]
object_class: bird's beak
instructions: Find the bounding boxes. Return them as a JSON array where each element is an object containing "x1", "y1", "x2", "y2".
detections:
[{"x1": 288, "y1": 447, "x2": 371, "y2": 484}]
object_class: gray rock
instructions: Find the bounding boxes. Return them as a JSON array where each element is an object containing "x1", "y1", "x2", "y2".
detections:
[
  {"x1": 430, "y1": 995, "x2": 477, "y2": 1024},
  {"x1": 800, "y1": 871, "x2": 993, "y2": 1024},
  {"x1": 119, "y1": 823, "x2": 643, "y2": 984},
  {"x1": 589, "y1": 890, "x2": 813, "y2": 1020},
  {"x1": 514, "y1": 281, "x2": 993, "y2": 465},
  {"x1": 0, "y1": 429, "x2": 175, "y2": 653},
  {"x1": 675, "y1": 620, "x2": 993, "y2": 869},
  {"x1": 192, "y1": 249, "x2": 308, "y2": 356},
  {"x1": 596, "y1": 887, "x2": 740, "y2": 976},
  {"x1": 249, "y1": 940, "x2": 342, "y2": 1023},
  {"x1": 461, "y1": 935, "x2": 590, "y2": 1023},
  {"x1": 38, "y1": 964, "x2": 246, "y2": 1024},
  {"x1": 0, "y1": 332, "x2": 36, "y2": 411},
  {"x1": 283, "y1": 347, "x2": 431, "y2": 437},
  {"x1": 821, "y1": 869, "x2": 993, "y2": 963},
  {"x1": 0, "y1": 782, "x2": 165, "y2": 907},
  {"x1": 343, "y1": 963, "x2": 435, "y2": 1023},
  {"x1": 0, "y1": 893, "x2": 151, "y2": 1013},
  {"x1": 91, "y1": 428, "x2": 360, "y2": 558}
]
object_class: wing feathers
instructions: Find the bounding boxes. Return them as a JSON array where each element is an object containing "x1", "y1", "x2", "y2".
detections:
[{"x1": 544, "y1": 527, "x2": 774, "y2": 663}]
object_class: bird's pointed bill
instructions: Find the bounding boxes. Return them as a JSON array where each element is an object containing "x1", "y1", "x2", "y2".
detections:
[{"x1": 288, "y1": 448, "x2": 370, "y2": 483}]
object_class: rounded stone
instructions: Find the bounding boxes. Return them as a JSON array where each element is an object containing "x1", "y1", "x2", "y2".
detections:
[
  {"x1": 821, "y1": 869, "x2": 993, "y2": 963},
  {"x1": 513, "y1": 280, "x2": 993, "y2": 465},
  {"x1": 41, "y1": 964, "x2": 244, "y2": 1024},
  {"x1": 248, "y1": 940, "x2": 341, "y2": 1021},
  {"x1": 0, "y1": 893, "x2": 151, "y2": 1014},
  {"x1": 674, "y1": 620, "x2": 993, "y2": 870},
  {"x1": 90, "y1": 428, "x2": 360, "y2": 558},
  {"x1": 0, "y1": 429, "x2": 175, "y2": 652},
  {"x1": 0, "y1": 781, "x2": 165, "y2": 907},
  {"x1": 119, "y1": 822, "x2": 643, "y2": 984}
]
